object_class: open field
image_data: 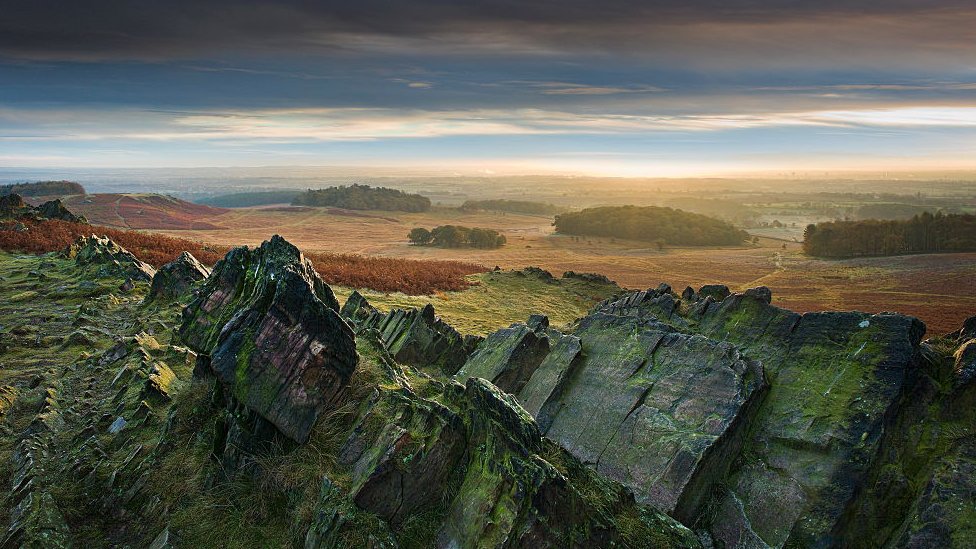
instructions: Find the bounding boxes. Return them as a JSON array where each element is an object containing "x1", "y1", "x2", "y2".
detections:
[{"x1": 148, "y1": 205, "x2": 976, "y2": 336}]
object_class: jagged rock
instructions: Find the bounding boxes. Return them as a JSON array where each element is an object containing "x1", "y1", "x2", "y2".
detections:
[
  {"x1": 147, "y1": 251, "x2": 211, "y2": 301},
  {"x1": 179, "y1": 235, "x2": 356, "y2": 444},
  {"x1": 13, "y1": 222, "x2": 28, "y2": 233},
  {"x1": 346, "y1": 297, "x2": 478, "y2": 375},
  {"x1": 456, "y1": 320, "x2": 551, "y2": 394},
  {"x1": 119, "y1": 278, "x2": 135, "y2": 292},
  {"x1": 0, "y1": 193, "x2": 86, "y2": 223},
  {"x1": 340, "y1": 388, "x2": 467, "y2": 527},
  {"x1": 519, "y1": 266, "x2": 555, "y2": 281},
  {"x1": 515, "y1": 333, "x2": 582, "y2": 428},
  {"x1": 64, "y1": 235, "x2": 156, "y2": 282},
  {"x1": 339, "y1": 290, "x2": 377, "y2": 324},
  {"x1": 955, "y1": 338, "x2": 976, "y2": 389},
  {"x1": 36, "y1": 199, "x2": 87, "y2": 223},
  {"x1": 0, "y1": 385, "x2": 17, "y2": 416},
  {"x1": 0, "y1": 193, "x2": 31, "y2": 218}
]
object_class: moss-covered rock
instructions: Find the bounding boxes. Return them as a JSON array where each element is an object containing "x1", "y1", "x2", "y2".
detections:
[{"x1": 180, "y1": 235, "x2": 356, "y2": 444}]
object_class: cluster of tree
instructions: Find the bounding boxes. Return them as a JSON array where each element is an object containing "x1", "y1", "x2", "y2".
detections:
[
  {"x1": 197, "y1": 190, "x2": 301, "y2": 208},
  {"x1": 460, "y1": 199, "x2": 564, "y2": 215},
  {"x1": 553, "y1": 205, "x2": 748, "y2": 246},
  {"x1": 0, "y1": 180, "x2": 85, "y2": 197},
  {"x1": 803, "y1": 212, "x2": 976, "y2": 258},
  {"x1": 293, "y1": 184, "x2": 430, "y2": 212},
  {"x1": 409, "y1": 225, "x2": 506, "y2": 249}
]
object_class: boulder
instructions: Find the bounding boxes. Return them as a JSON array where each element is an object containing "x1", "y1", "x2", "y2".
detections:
[
  {"x1": 64, "y1": 235, "x2": 156, "y2": 282},
  {"x1": 179, "y1": 235, "x2": 356, "y2": 444},
  {"x1": 147, "y1": 251, "x2": 211, "y2": 301}
]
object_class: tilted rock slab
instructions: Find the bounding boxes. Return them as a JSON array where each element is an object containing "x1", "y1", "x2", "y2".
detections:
[
  {"x1": 518, "y1": 312, "x2": 765, "y2": 523},
  {"x1": 147, "y1": 251, "x2": 211, "y2": 301},
  {"x1": 599, "y1": 287, "x2": 926, "y2": 547},
  {"x1": 342, "y1": 292, "x2": 480, "y2": 375},
  {"x1": 179, "y1": 235, "x2": 356, "y2": 444}
]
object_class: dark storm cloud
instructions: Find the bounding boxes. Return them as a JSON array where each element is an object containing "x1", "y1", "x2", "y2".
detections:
[{"x1": 2, "y1": 0, "x2": 975, "y2": 66}]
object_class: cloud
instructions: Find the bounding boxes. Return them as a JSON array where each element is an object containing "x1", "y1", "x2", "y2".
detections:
[
  {"x1": 5, "y1": 105, "x2": 976, "y2": 146},
  {"x1": 2, "y1": 1, "x2": 975, "y2": 70}
]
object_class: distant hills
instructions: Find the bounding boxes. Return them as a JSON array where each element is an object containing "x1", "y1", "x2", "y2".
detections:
[
  {"x1": 27, "y1": 193, "x2": 228, "y2": 230},
  {"x1": 460, "y1": 199, "x2": 564, "y2": 215},
  {"x1": 0, "y1": 180, "x2": 86, "y2": 197}
]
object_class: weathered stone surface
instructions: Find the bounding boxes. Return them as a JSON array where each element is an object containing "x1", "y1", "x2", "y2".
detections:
[
  {"x1": 180, "y1": 235, "x2": 356, "y2": 444},
  {"x1": 456, "y1": 321, "x2": 551, "y2": 394},
  {"x1": 562, "y1": 270, "x2": 615, "y2": 285},
  {"x1": 64, "y1": 235, "x2": 156, "y2": 282},
  {"x1": 528, "y1": 313, "x2": 765, "y2": 522},
  {"x1": 350, "y1": 302, "x2": 477, "y2": 375},
  {"x1": 516, "y1": 333, "x2": 582, "y2": 429},
  {"x1": 147, "y1": 251, "x2": 211, "y2": 301}
]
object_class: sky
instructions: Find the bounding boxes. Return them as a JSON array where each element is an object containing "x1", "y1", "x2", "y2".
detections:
[{"x1": 2, "y1": 1, "x2": 976, "y2": 176}]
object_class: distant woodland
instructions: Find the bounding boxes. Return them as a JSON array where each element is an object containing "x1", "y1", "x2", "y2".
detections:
[
  {"x1": 409, "y1": 225, "x2": 506, "y2": 249},
  {"x1": 803, "y1": 212, "x2": 976, "y2": 257},
  {"x1": 293, "y1": 184, "x2": 430, "y2": 212},
  {"x1": 460, "y1": 199, "x2": 564, "y2": 215},
  {"x1": 554, "y1": 205, "x2": 748, "y2": 246},
  {"x1": 198, "y1": 190, "x2": 301, "y2": 208},
  {"x1": 0, "y1": 180, "x2": 86, "y2": 197}
]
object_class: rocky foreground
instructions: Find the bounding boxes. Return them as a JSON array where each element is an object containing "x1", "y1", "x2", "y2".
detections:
[{"x1": 0, "y1": 234, "x2": 972, "y2": 548}]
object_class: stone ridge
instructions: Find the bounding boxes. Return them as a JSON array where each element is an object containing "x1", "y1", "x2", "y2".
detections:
[
  {"x1": 64, "y1": 234, "x2": 156, "y2": 282},
  {"x1": 179, "y1": 235, "x2": 356, "y2": 444},
  {"x1": 595, "y1": 284, "x2": 928, "y2": 547},
  {"x1": 341, "y1": 292, "x2": 480, "y2": 375}
]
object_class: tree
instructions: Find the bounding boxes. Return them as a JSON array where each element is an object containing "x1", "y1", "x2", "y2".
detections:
[{"x1": 408, "y1": 227, "x2": 432, "y2": 246}]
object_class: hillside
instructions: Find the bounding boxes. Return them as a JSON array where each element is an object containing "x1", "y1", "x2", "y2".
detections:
[
  {"x1": 26, "y1": 193, "x2": 229, "y2": 230},
  {"x1": 0, "y1": 233, "x2": 972, "y2": 547}
]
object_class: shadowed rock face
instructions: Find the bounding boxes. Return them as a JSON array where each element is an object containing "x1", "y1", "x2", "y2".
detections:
[
  {"x1": 64, "y1": 235, "x2": 156, "y2": 282},
  {"x1": 147, "y1": 251, "x2": 211, "y2": 301},
  {"x1": 179, "y1": 235, "x2": 356, "y2": 444},
  {"x1": 342, "y1": 294, "x2": 480, "y2": 375}
]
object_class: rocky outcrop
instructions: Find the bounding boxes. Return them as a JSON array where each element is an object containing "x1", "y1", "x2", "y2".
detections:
[
  {"x1": 179, "y1": 235, "x2": 356, "y2": 445},
  {"x1": 342, "y1": 295, "x2": 479, "y2": 375},
  {"x1": 0, "y1": 193, "x2": 87, "y2": 223},
  {"x1": 592, "y1": 285, "x2": 929, "y2": 547},
  {"x1": 467, "y1": 311, "x2": 767, "y2": 524},
  {"x1": 147, "y1": 251, "x2": 211, "y2": 301},
  {"x1": 36, "y1": 199, "x2": 87, "y2": 223},
  {"x1": 64, "y1": 235, "x2": 156, "y2": 282}
]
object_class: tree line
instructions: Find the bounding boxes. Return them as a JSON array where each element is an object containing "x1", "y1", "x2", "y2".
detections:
[
  {"x1": 803, "y1": 212, "x2": 976, "y2": 258},
  {"x1": 293, "y1": 184, "x2": 431, "y2": 212},
  {"x1": 553, "y1": 205, "x2": 748, "y2": 246},
  {"x1": 409, "y1": 225, "x2": 506, "y2": 249},
  {"x1": 0, "y1": 180, "x2": 86, "y2": 197},
  {"x1": 460, "y1": 199, "x2": 564, "y2": 215}
]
